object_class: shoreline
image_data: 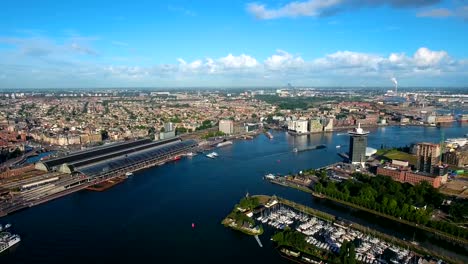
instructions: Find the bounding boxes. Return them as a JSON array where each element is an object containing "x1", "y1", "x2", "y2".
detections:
[
  {"x1": 251, "y1": 195, "x2": 463, "y2": 264},
  {"x1": 265, "y1": 175, "x2": 468, "y2": 248}
]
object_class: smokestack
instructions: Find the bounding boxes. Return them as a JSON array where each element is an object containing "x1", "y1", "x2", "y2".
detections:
[{"x1": 391, "y1": 77, "x2": 398, "y2": 94}]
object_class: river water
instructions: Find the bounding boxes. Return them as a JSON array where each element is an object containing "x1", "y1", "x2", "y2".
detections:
[{"x1": 2, "y1": 124, "x2": 468, "y2": 264}]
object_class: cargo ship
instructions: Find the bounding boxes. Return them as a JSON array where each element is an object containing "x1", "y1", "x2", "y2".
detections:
[
  {"x1": 0, "y1": 231, "x2": 21, "y2": 254},
  {"x1": 292, "y1": 144, "x2": 327, "y2": 153},
  {"x1": 86, "y1": 176, "x2": 127, "y2": 192}
]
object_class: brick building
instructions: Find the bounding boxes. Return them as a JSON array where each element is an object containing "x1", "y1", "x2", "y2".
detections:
[
  {"x1": 377, "y1": 165, "x2": 446, "y2": 188},
  {"x1": 416, "y1": 143, "x2": 441, "y2": 174}
]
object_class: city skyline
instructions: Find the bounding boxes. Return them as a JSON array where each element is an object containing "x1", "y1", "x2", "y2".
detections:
[{"x1": 1, "y1": 0, "x2": 468, "y2": 88}]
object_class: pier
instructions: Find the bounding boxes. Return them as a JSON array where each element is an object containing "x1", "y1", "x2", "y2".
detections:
[
  {"x1": 251, "y1": 195, "x2": 462, "y2": 264},
  {"x1": 0, "y1": 138, "x2": 198, "y2": 218}
]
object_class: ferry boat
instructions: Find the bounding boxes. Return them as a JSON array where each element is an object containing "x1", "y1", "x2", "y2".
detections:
[
  {"x1": 0, "y1": 232, "x2": 21, "y2": 254},
  {"x1": 216, "y1": 141, "x2": 232, "y2": 148}
]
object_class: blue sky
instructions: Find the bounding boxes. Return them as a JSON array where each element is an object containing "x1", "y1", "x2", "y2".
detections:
[{"x1": 0, "y1": 0, "x2": 467, "y2": 88}]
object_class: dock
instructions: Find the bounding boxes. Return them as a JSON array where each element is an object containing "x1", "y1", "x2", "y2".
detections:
[
  {"x1": 86, "y1": 176, "x2": 126, "y2": 191},
  {"x1": 254, "y1": 235, "x2": 263, "y2": 248},
  {"x1": 293, "y1": 144, "x2": 326, "y2": 153}
]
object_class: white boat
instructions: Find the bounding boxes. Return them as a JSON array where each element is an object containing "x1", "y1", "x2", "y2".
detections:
[
  {"x1": 216, "y1": 141, "x2": 233, "y2": 148},
  {"x1": 264, "y1": 173, "x2": 276, "y2": 180},
  {"x1": 206, "y1": 152, "x2": 218, "y2": 159},
  {"x1": 336, "y1": 145, "x2": 341, "y2": 148},
  {"x1": 125, "y1": 172, "x2": 133, "y2": 177},
  {"x1": 4, "y1": 224, "x2": 11, "y2": 229},
  {"x1": 0, "y1": 233, "x2": 21, "y2": 254}
]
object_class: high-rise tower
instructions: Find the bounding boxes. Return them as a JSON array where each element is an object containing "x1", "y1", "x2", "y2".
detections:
[{"x1": 348, "y1": 123, "x2": 370, "y2": 164}]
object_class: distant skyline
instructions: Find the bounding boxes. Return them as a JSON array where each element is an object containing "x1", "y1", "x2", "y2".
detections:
[{"x1": 1, "y1": 0, "x2": 467, "y2": 88}]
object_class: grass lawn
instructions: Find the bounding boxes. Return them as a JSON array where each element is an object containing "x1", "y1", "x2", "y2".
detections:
[{"x1": 376, "y1": 149, "x2": 417, "y2": 165}]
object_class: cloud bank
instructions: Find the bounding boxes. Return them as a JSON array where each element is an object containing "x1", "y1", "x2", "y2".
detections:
[{"x1": 0, "y1": 36, "x2": 467, "y2": 88}]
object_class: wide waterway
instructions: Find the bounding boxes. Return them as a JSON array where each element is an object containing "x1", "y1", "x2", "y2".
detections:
[{"x1": 2, "y1": 124, "x2": 468, "y2": 264}]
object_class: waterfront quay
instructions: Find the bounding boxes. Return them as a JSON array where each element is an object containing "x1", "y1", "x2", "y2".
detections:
[
  {"x1": 229, "y1": 195, "x2": 458, "y2": 264},
  {"x1": 0, "y1": 137, "x2": 197, "y2": 217}
]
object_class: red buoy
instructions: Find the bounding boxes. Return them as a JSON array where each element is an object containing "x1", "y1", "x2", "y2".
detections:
[{"x1": 192, "y1": 223, "x2": 195, "y2": 229}]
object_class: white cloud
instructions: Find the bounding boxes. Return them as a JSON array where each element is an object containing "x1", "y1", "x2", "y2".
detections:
[
  {"x1": 456, "y1": 5, "x2": 468, "y2": 20},
  {"x1": 247, "y1": 0, "x2": 441, "y2": 19},
  {"x1": 388, "y1": 52, "x2": 404, "y2": 62},
  {"x1": 88, "y1": 47, "x2": 468, "y2": 87},
  {"x1": 175, "y1": 54, "x2": 259, "y2": 75},
  {"x1": 0, "y1": 36, "x2": 98, "y2": 58}
]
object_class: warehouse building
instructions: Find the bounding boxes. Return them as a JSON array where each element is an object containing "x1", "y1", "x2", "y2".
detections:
[{"x1": 36, "y1": 137, "x2": 197, "y2": 177}]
